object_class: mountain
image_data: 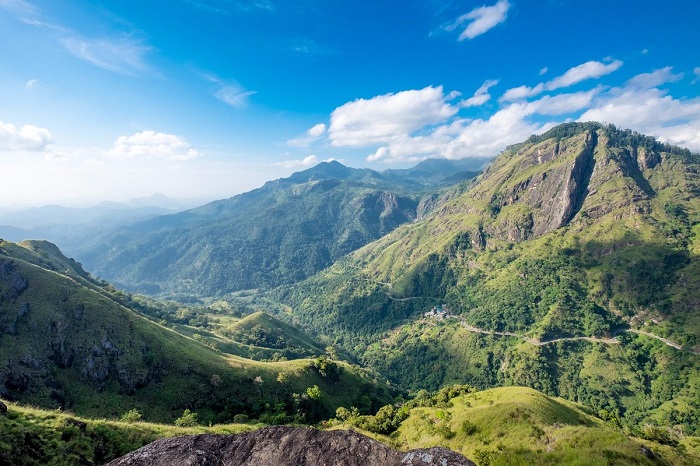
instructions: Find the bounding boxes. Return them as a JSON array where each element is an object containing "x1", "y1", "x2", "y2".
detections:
[
  {"x1": 73, "y1": 159, "x2": 481, "y2": 296},
  {"x1": 0, "y1": 239, "x2": 395, "y2": 424},
  {"x1": 0, "y1": 197, "x2": 194, "y2": 252},
  {"x1": 272, "y1": 123, "x2": 700, "y2": 434}
]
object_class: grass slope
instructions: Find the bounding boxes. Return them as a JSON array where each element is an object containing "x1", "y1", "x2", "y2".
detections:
[
  {"x1": 0, "y1": 240, "x2": 395, "y2": 425},
  {"x1": 0, "y1": 400, "x2": 256, "y2": 465},
  {"x1": 4, "y1": 386, "x2": 698, "y2": 466},
  {"x1": 336, "y1": 386, "x2": 699, "y2": 466}
]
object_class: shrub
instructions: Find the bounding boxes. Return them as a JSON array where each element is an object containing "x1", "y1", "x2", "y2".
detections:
[
  {"x1": 174, "y1": 409, "x2": 199, "y2": 427},
  {"x1": 120, "y1": 409, "x2": 142, "y2": 423}
]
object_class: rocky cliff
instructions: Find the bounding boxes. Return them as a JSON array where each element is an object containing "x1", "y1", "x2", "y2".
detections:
[{"x1": 106, "y1": 426, "x2": 475, "y2": 466}]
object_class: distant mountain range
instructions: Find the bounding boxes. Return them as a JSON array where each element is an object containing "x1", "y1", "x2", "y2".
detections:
[
  {"x1": 0, "y1": 194, "x2": 198, "y2": 253},
  {"x1": 69, "y1": 158, "x2": 486, "y2": 296}
]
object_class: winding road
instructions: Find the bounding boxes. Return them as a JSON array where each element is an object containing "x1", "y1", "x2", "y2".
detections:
[{"x1": 348, "y1": 265, "x2": 700, "y2": 355}]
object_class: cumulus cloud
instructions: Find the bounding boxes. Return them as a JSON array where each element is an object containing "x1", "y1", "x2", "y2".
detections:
[
  {"x1": 366, "y1": 90, "x2": 602, "y2": 163},
  {"x1": 324, "y1": 61, "x2": 700, "y2": 166},
  {"x1": 329, "y1": 86, "x2": 458, "y2": 147},
  {"x1": 61, "y1": 35, "x2": 154, "y2": 75},
  {"x1": 461, "y1": 79, "x2": 499, "y2": 108},
  {"x1": 0, "y1": 120, "x2": 53, "y2": 152},
  {"x1": 539, "y1": 67, "x2": 549, "y2": 76},
  {"x1": 579, "y1": 85, "x2": 700, "y2": 151},
  {"x1": 107, "y1": 131, "x2": 201, "y2": 160},
  {"x1": 527, "y1": 89, "x2": 600, "y2": 115},
  {"x1": 203, "y1": 74, "x2": 256, "y2": 108},
  {"x1": 287, "y1": 123, "x2": 327, "y2": 148},
  {"x1": 446, "y1": 0, "x2": 510, "y2": 41},
  {"x1": 501, "y1": 59, "x2": 623, "y2": 101},
  {"x1": 625, "y1": 67, "x2": 683, "y2": 90}
]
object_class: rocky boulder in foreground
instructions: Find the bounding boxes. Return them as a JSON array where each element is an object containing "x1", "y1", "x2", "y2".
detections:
[{"x1": 106, "y1": 426, "x2": 475, "y2": 466}]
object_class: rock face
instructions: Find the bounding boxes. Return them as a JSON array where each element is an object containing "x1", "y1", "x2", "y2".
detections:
[{"x1": 107, "y1": 426, "x2": 475, "y2": 466}]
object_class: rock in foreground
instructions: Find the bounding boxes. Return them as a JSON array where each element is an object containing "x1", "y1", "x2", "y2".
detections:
[{"x1": 106, "y1": 426, "x2": 474, "y2": 466}]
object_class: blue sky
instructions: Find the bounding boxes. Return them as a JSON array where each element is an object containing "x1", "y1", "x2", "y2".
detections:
[{"x1": 1, "y1": 0, "x2": 699, "y2": 207}]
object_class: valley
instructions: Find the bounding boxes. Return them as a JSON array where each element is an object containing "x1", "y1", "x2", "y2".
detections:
[{"x1": 1, "y1": 123, "x2": 699, "y2": 465}]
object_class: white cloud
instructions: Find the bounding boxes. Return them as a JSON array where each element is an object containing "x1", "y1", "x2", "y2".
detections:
[
  {"x1": 275, "y1": 155, "x2": 339, "y2": 169},
  {"x1": 526, "y1": 89, "x2": 600, "y2": 115},
  {"x1": 547, "y1": 60, "x2": 623, "y2": 91},
  {"x1": 625, "y1": 67, "x2": 683, "y2": 90},
  {"x1": 501, "y1": 59, "x2": 623, "y2": 102},
  {"x1": 0, "y1": 0, "x2": 36, "y2": 15},
  {"x1": 325, "y1": 60, "x2": 700, "y2": 166},
  {"x1": 364, "y1": 89, "x2": 602, "y2": 163},
  {"x1": 500, "y1": 83, "x2": 545, "y2": 101},
  {"x1": 461, "y1": 79, "x2": 499, "y2": 108},
  {"x1": 61, "y1": 35, "x2": 154, "y2": 75},
  {"x1": 579, "y1": 85, "x2": 700, "y2": 151},
  {"x1": 287, "y1": 123, "x2": 327, "y2": 148},
  {"x1": 203, "y1": 74, "x2": 256, "y2": 108},
  {"x1": 329, "y1": 86, "x2": 458, "y2": 147},
  {"x1": 107, "y1": 131, "x2": 201, "y2": 160},
  {"x1": 308, "y1": 123, "x2": 327, "y2": 137},
  {"x1": 0, "y1": 120, "x2": 53, "y2": 152},
  {"x1": 276, "y1": 155, "x2": 320, "y2": 169},
  {"x1": 366, "y1": 104, "x2": 542, "y2": 163},
  {"x1": 446, "y1": 0, "x2": 510, "y2": 41},
  {"x1": 691, "y1": 67, "x2": 700, "y2": 84},
  {"x1": 25, "y1": 79, "x2": 38, "y2": 89},
  {"x1": 539, "y1": 67, "x2": 549, "y2": 76}
]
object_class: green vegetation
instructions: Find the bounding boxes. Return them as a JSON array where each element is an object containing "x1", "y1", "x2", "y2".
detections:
[
  {"x1": 330, "y1": 386, "x2": 700, "y2": 466},
  {"x1": 74, "y1": 159, "x2": 481, "y2": 296},
  {"x1": 0, "y1": 239, "x2": 396, "y2": 426},
  {"x1": 0, "y1": 400, "x2": 257, "y2": 465},
  {"x1": 271, "y1": 123, "x2": 700, "y2": 436}
]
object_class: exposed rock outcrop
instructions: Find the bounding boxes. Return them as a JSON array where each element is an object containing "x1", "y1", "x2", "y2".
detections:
[{"x1": 107, "y1": 426, "x2": 475, "y2": 466}]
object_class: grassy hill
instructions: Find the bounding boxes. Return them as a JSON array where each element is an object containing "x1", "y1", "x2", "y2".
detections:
[
  {"x1": 335, "y1": 386, "x2": 700, "y2": 466},
  {"x1": 3, "y1": 385, "x2": 697, "y2": 465},
  {"x1": 0, "y1": 239, "x2": 396, "y2": 425},
  {"x1": 0, "y1": 400, "x2": 257, "y2": 466},
  {"x1": 272, "y1": 123, "x2": 700, "y2": 434}
]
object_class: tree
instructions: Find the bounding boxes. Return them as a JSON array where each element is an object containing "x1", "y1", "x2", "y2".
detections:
[
  {"x1": 174, "y1": 409, "x2": 199, "y2": 427},
  {"x1": 120, "y1": 408, "x2": 142, "y2": 423},
  {"x1": 306, "y1": 385, "x2": 322, "y2": 400}
]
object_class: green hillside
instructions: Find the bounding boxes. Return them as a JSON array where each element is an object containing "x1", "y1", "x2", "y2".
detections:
[
  {"x1": 224, "y1": 311, "x2": 326, "y2": 354},
  {"x1": 335, "y1": 386, "x2": 699, "y2": 466},
  {"x1": 0, "y1": 401, "x2": 257, "y2": 466},
  {"x1": 4, "y1": 385, "x2": 697, "y2": 466},
  {"x1": 0, "y1": 239, "x2": 395, "y2": 425},
  {"x1": 72, "y1": 159, "x2": 480, "y2": 297},
  {"x1": 273, "y1": 123, "x2": 700, "y2": 433}
]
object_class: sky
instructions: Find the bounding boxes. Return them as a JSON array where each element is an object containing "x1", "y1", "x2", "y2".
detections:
[{"x1": 1, "y1": 0, "x2": 699, "y2": 207}]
